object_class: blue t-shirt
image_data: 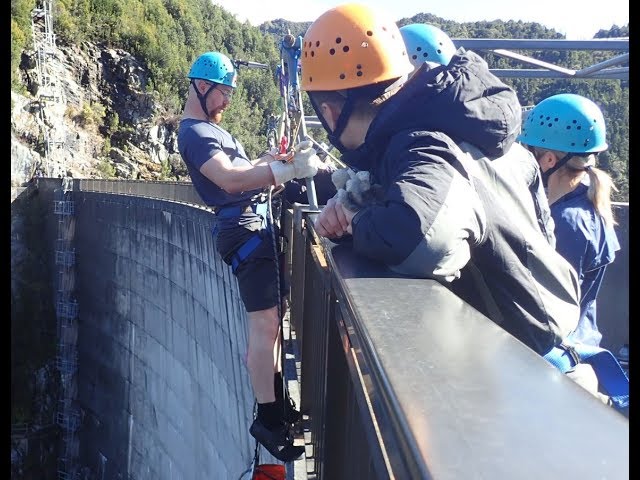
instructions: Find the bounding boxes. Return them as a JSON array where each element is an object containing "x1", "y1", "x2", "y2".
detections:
[
  {"x1": 551, "y1": 180, "x2": 620, "y2": 346},
  {"x1": 177, "y1": 118, "x2": 263, "y2": 207}
]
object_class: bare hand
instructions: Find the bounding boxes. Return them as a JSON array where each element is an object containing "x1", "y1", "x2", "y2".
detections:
[{"x1": 314, "y1": 197, "x2": 356, "y2": 238}]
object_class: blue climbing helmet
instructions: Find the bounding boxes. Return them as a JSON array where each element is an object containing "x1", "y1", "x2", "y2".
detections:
[
  {"x1": 187, "y1": 51, "x2": 237, "y2": 88},
  {"x1": 399, "y1": 23, "x2": 456, "y2": 69},
  {"x1": 517, "y1": 93, "x2": 608, "y2": 153},
  {"x1": 187, "y1": 52, "x2": 237, "y2": 118}
]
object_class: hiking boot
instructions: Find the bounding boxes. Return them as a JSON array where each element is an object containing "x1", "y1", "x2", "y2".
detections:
[{"x1": 249, "y1": 418, "x2": 304, "y2": 462}]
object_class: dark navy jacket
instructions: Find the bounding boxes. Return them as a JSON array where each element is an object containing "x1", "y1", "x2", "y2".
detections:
[{"x1": 340, "y1": 50, "x2": 580, "y2": 355}]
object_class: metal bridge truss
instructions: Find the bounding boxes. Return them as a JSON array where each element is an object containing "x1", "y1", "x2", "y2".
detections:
[
  {"x1": 303, "y1": 37, "x2": 629, "y2": 129},
  {"x1": 454, "y1": 38, "x2": 629, "y2": 80}
]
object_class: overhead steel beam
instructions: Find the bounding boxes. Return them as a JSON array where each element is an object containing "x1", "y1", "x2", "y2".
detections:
[{"x1": 454, "y1": 38, "x2": 629, "y2": 51}]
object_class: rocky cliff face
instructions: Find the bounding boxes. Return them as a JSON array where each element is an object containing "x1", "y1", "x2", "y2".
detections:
[{"x1": 11, "y1": 39, "x2": 189, "y2": 187}]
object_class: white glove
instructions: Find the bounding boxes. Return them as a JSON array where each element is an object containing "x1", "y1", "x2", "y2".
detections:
[
  {"x1": 268, "y1": 140, "x2": 322, "y2": 186},
  {"x1": 291, "y1": 140, "x2": 323, "y2": 177}
]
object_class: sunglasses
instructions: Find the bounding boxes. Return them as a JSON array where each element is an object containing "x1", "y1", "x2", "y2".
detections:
[{"x1": 215, "y1": 86, "x2": 233, "y2": 100}]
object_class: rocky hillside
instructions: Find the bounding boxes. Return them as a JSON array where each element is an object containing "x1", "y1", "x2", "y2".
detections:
[{"x1": 11, "y1": 39, "x2": 189, "y2": 187}]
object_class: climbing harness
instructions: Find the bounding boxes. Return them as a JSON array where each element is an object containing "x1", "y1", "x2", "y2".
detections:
[
  {"x1": 544, "y1": 341, "x2": 629, "y2": 412},
  {"x1": 215, "y1": 201, "x2": 271, "y2": 273}
]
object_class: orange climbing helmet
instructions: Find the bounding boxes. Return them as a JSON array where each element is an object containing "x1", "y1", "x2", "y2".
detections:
[{"x1": 301, "y1": 3, "x2": 413, "y2": 91}]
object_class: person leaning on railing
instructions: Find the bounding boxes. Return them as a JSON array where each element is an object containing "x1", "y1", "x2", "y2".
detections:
[
  {"x1": 399, "y1": 22, "x2": 556, "y2": 246},
  {"x1": 518, "y1": 94, "x2": 628, "y2": 414},
  {"x1": 303, "y1": 3, "x2": 588, "y2": 397}
]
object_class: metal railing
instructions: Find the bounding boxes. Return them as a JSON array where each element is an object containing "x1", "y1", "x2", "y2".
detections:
[{"x1": 287, "y1": 204, "x2": 628, "y2": 480}]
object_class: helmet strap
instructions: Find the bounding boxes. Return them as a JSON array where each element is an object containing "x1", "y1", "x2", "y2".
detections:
[
  {"x1": 309, "y1": 93, "x2": 356, "y2": 153},
  {"x1": 328, "y1": 97, "x2": 356, "y2": 153},
  {"x1": 542, "y1": 152, "x2": 574, "y2": 187},
  {"x1": 191, "y1": 79, "x2": 217, "y2": 119}
]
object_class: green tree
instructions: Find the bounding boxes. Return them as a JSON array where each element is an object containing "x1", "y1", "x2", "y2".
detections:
[
  {"x1": 11, "y1": 1, "x2": 627, "y2": 198},
  {"x1": 11, "y1": 0, "x2": 34, "y2": 89}
]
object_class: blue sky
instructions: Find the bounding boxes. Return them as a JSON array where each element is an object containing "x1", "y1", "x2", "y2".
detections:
[{"x1": 212, "y1": 0, "x2": 628, "y2": 40}]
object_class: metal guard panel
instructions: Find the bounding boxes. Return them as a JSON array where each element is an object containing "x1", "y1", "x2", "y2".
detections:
[{"x1": 323, "y1": 237, "x2": 629, "y2": 480}]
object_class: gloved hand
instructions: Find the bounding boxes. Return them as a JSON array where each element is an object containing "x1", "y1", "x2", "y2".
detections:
[{"x1": 269, "y1": 140, "x2": 322, "y2": 186}]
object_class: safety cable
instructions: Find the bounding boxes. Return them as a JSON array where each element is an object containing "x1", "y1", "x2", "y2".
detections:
[
  {"x1": 233, "y1": 189, "x2": 282, "y2": 480},
  {"x1": 305, "y1": 136, "x2": 345, "y2": 168},
  {"x1": 267, "y1": 185, "x2": 288, "y2": 421}
]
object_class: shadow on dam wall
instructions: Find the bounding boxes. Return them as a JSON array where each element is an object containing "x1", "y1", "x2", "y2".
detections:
[{"x1": 20, "y1": 179, "x2": 280, "y2": 479}]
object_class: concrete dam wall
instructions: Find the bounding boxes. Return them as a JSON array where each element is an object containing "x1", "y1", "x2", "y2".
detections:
[{"x1": 31, "y1": 180, "x2": 272, "y2": 479}]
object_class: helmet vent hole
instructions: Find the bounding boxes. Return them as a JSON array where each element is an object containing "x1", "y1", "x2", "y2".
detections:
[
  {"x1": 309, "y1": 77, "x2": 312, "y2": 83},
  {"x1": 311, "y1": 51, "x2": 315, "y2": 57},
  {"x1": 566, "y1": 126, "x2": 571, "y2": 130},
  {"x1": 577, "y1": 126, "x2": 582, "y2": 130},
  {"x1": 316, "y1": 41, "x2": 320, "y2": 47},
  {"x1": 417, "y1": 47, "x2": 422, "y2": 52},
  {"x1": 412, "y1": 54, "x2": 418, "y2": 60},
  {"x1": 366, "y1": 30, "x2": 373, "y2": 36},
  {"x1": 340, "y1": 73, "x2": 346, "y2": 80},
  {"x1": 357, "y1": 64, "x2": 362, "y2": 69},
  {"x1": 343, "y1": 46, "x2": 349, "y2": 53},
  {"x1": 547, "y1": 123, "x2": 552, "y2": 127},
  {"x1": 329, "y1": 48, "x2": 335, "y2": 55},
  {"x1": 336, "y1": 37, "x2": 342, "y2": 44},
  {"x1": 423, "y1": 53, "x2": 429, "y2": 58},
  {"x1": 357, "y1": 71, "x2": 363, "y2": 77},
  {"x1": 437, "y1": 49, "x2": 442, "y2": 54}
]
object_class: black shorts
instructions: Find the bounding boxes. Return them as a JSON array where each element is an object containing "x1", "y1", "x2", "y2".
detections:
[{"x1": 215, "y1": 219, "x2": 286, "y2": 313}]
